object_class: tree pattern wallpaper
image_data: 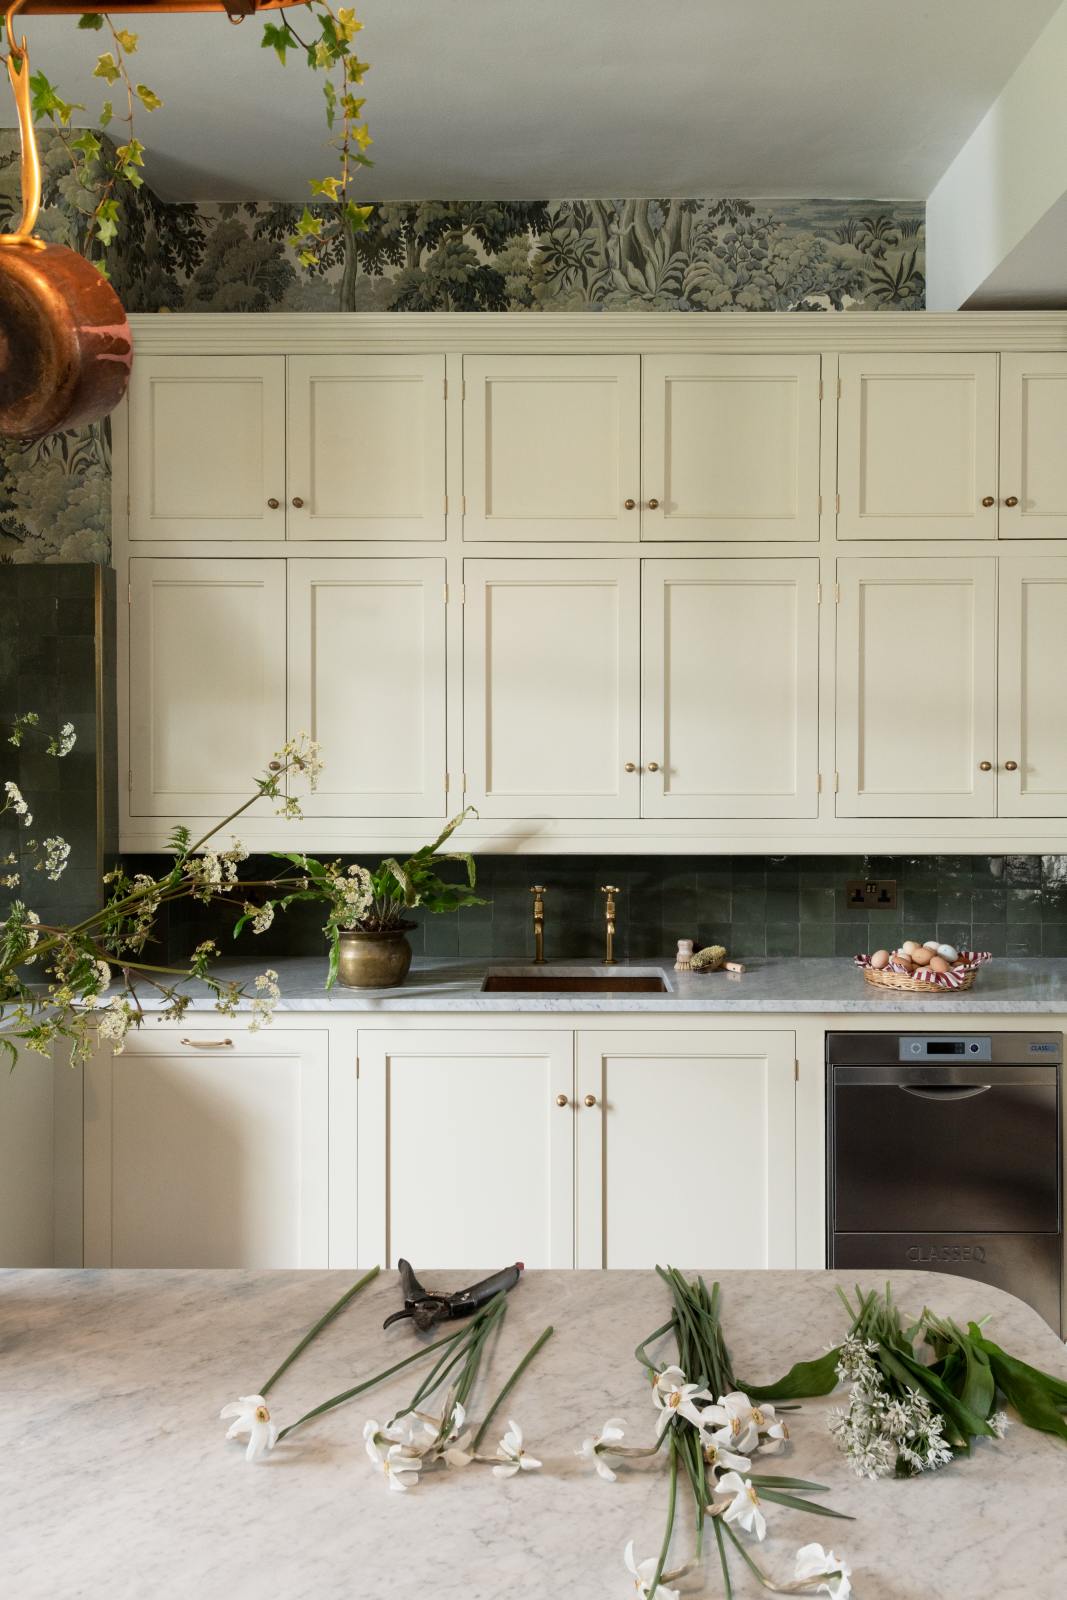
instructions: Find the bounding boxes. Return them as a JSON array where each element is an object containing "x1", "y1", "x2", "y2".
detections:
[{"x1": 0, "y1": 131, "x2": 925, "y2": 563}]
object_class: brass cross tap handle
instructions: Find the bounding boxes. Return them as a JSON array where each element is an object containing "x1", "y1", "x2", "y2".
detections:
[
  {"x1": 600, "y1": 884, "x2": 620, "y2": 966},
  {"x1": 530, "y1": 884, "x2": 547, "y2": 963}
]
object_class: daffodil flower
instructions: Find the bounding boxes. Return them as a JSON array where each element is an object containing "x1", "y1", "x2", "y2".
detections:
[
  {"x1": 623, "y1": 1541, "x2": 680, "y2": 1600},
  {"x1": 363, "y1": 1420, "x2": 423, "y2": 1491},
  {"x1": 491, "y1": 1418, "x2": 541, "y2": 1478},
  {"x1": 652, "y1": 1365, "x2": 714, "y2": 1434},
  {"x1": 219, "y1": 1394, "x2": 278, "y2": 1462},
  {"x1": 702, "y1": 1389, "x2": 762, "y2": 1454},
  {"x1": 713, "y1": 1470, "x2": 767, "y2": 1541},
  {"x1": 576, "y1": 1416, "x2": 627, "y2": 1481},
  {"x1": 702, "y1": 1437, "x2": 753, "y2": 1475},
  {"x1": 794, "y1": 1542, "x2": 852, "y2": 1599}
]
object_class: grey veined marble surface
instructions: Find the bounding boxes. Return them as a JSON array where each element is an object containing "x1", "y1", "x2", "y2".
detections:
[
  {"x1": 2, "y1": 1267, "x2": 1065, "y2": 1600},
  {"x1": 99, "y1": 954, "x2": 1067, "y2": 1014}
]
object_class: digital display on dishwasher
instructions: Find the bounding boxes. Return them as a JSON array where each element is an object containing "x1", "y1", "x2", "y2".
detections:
[
  {"x1": 926, "y1": 1041, "x2": 966, "y2": 1054},
  {"x1": 898, "y1": 1036, "x2": 992, "y2": 1061}
]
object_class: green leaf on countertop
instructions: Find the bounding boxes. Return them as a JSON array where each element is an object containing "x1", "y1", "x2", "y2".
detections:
[
  {"x1": 740, "y1": 1347, "x2": 842, "y2": 1400},
  {"x1": 78, "y1": 12, "x2": 105, "y2": 29}
]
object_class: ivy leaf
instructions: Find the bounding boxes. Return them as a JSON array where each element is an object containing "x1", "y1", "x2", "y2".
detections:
[
  {"x1": 309, "y1": 176, "x2": 342, "y2": 201},
  {"x1": 113, "y1": 28, "x2": 138, "y2": 53},
  {"x1": 313, "y1": 39, "x2": 336, "y2": 70},
  {"x1": 336, "y1": 9, "x2": 363, "y2": 44},
  {"x1": 340, "y1": 93, "x2": 365, "y2": 119},
  {"x1": 345, "y1": 201, "x2": 373, "y2": 230},
  {"x1": 261, "y1": 20, "x2": 291, "y2": 63},
  {"x1": 95, "y1": 198, "x2": 120, "y2": 246},
  {"x1": 298, "y1": 248, "x2": 318, "y2": 269},
  {"x1": 71, "y1": 129, "x2": 102, "y2": 162},
  {"x1": 29, "y1": 70, "x2": 81, "y2": 125},
  {"x1": 294, "y1": 205, "x2": 324, "y2": 238},
  {"x1": 93, "y1": 53, "x2": 122, "y2": 85},
  {"x1": 116, "y1": 137, "x2": 145, "y2": 170},
  {"x1": 353, "y1": 123, "x2": 372, "y2": 152},
  {"x1": 322, "y1": 77, "x2": 337, "y2": 129},
  {"x1": 345, "y1": 55, "x2": 370, "y2": 84},
  {"x1": 99, "y1": 99, "x2": 113, "y2": 127},
  {"x1": 77, "y1": 13, "x2": 105, "y2": 30},
  {"x1": 135, "y1": 83, "x2": 163, "y2": 112}
]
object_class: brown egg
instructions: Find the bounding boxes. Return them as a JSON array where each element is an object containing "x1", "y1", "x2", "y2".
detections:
[
  {"x1": 928, "y1": 955, "x2": 951, "y2": 974},
  {"x1": 911, "y1": 945, "x2": 933, "y2": 966},
  {"x1": 870, "y1": 949, "x2": 891, "y2": 969},
  {"x1": 893, "y1": 952, "x2": 914, "y2": 972},
  {"x1": 900, "y1": 940, "x2": 919, "y2": 954}
]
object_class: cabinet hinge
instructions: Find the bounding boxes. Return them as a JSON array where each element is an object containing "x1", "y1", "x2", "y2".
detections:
[
  {"x1": 444, "y1": 494, "x2": 449, "y2": 516},
  {"x1": 817, "y1": 773, "x2": 822, "y2": 792},
  {"x1": 818, "y1": 380, "x2": 823, "y2": 401},
  {"x1": 794, "y1": 1059, "x2": 800, "y2": 1081},
  {"x1": 817, "y1": 495, "x2": 822, "y2": 516},
  {"x1": 443, "y1": 582, "x2": 449, "y2": 603},
  {"x1": 443, "y1": 378, "x2": 447, "y2": 399},
  {"x1": 816, "y1": 582, "x2": 822, "y2": 604},
  {"x1": 127, "y1": 583, "x2": 132, "y2": 606},
  {"x1": 461, "y1": 772, "x2": 467, "y2": 791},
  {"x1": 462, "y1": 494, "x2": 467, "y2": 515},
  {"x1": 444, "y1": 772, "x2": 450, "y2": 793},
  {"x1": 354, "y1": 1055, "x2": 360, "y2": 1079},
  {"x1": 833, "y1": 582, "x2": 841, "y2": 603},
  {"x1": 461, "y1": 379, "x2": 466, "y2": 401},
  {"x1": 833, "y1": 771, "x2": 840, "y2": 792},
  {"x1": 459, "y1": 583, "x2": 466, "y2": 604},
  {"x1": 835, "y1": 493, "x2": 841, "y2": 514},
  {"x1": 126, "y1": 492, "x2": 131, "y2": 516},
  {"x1": 836, "y1": 377, "x2": 842, "y2": 399},
  {"x1": 127, "y1": 769, "x2": 133, "y2": 792}
]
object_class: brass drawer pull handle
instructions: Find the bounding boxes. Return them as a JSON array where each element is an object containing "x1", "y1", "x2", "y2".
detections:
[
  {"x1": 623, "y1": 498, "x2": 636, "y2": 510},
  {"x1": 646, "y1": 761, "x2": 660, "y2": 772},
  {"x1": 624, "y1": 762, "x2": 640, "y2": 773},
  {"x1": 266, "y1": 497, "x2": 280, "y2": 509},
  {"x1": 584, "y1": 1093, "x2": 598, "y2": 1108},
  {"x1": 981, "y1": 495, "x2": 995, "y2": 508},
  {"x1": 1004, "y1": 496, "x2": 1019, "y2": 507},
  {"x1": 291, "y1": 496, "x2": 305, "y2": 508},
  {"x1": 647, "y1": 497, "x2": 660, "y2": 510},
  {"x1": 978, "y1": 761, "x2": 992, "y2": 772},
  {"x1": 1004, "y1": 760, "x2": 1019, "y2": 771},
  {"x1": 555, "y1": 1093, "x2": 569, "y2": 1108},
  {"x1": 180, "y1": 1037, "x2": 234, "y2": 1049}
]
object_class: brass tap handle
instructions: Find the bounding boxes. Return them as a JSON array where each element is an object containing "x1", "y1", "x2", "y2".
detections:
[
  {"x1": 530, "y1": 884, "x2": 547, "y2": 964},
  {"x1": 1004, "y1": 760, "x2": 1019, "y2": 771},
  {"x1": 600, "y1": 885, "x2": 619, "y2": 966},
  {"x1": 1005, "y1": 496, "x2": 1019, "y2": 507}
]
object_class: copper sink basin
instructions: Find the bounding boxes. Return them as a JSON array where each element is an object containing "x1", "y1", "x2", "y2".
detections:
[{"x1": 481, "y1": 967, "x2": 669, "y2": 994}]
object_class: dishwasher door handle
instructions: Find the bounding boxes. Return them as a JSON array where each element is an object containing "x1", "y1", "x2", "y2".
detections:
[{"x1": 898, "y1": 1083, "x2": 992, "y2": 1101}]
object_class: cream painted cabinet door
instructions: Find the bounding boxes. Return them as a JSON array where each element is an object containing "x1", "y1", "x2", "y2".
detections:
[
  {"x1": 642, "y1": 354, "x2": 821, "y2": 541},
  {"x1": 998, "y1": 560, "x2": 1067, "y2": 817},
  {"x1": 356, "y1": 1031, "x2": 574, "y2": 1268},
  {"x1": 575, "y1": 1031, "x2": 796, "y2": 1269},
  {"x1": 837, "y1": 353, "x2": 998, "y2": 540},
  {"x1": 641, "y1": 560, "x2": 820, "y2": 818},
  {"x1": 999, "y1": 354, "x2": 1067, "y2": 539},
  {"x1": 129, "y1": 558, "x2": 287, "y2": 816},
  {"x1": 128, "y1": 355, "x2": 286, "y2": 541},
  {"x1": 83, "y1": 1028, "x2": 330, "y2": 1268},
  {"x1": 836, "y1": 559, "x2": 997, "y2": 817},
  {"x1": 464, "y1": 560, "x2": 640, "y2": 817},
  {"x1": 288, "y1": 560, "x2": 446, "y2": 817},
  {"x1": 462, "y1": 355, "x2": 640, "y2": 540},
  {"x1": 287, "y1": 354, "x2": 446, "y2": 540}
]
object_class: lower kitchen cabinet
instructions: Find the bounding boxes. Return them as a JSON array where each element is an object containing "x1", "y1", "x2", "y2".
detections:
[
  {"x1": 83, "y1": 1026, "x2": 332, "y2": 1269},
  {"x1": 575, "y1": 1030, "x2": 797, "y2": 1268},
  {"x1": 356, "y1": 1030, "x2": 575, "y2": 1268}
]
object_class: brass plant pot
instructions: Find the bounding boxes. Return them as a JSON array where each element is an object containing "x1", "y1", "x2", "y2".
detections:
[{"x1": 336, "y1": 926, "x2": 414, "y2": 989}]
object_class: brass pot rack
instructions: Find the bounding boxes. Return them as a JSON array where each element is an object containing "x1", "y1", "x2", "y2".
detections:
[{"x1": 2, "y1": 2, "x2": 303, "y2": 14}]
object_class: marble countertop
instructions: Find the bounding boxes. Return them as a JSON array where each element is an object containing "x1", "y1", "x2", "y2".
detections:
[
  {"x1": 2, "y1": 1266, "x2": 1064, "y2": 1599},
  {"x1": 104, "y1": 954, "x2": 1067, "y2": 1013}
]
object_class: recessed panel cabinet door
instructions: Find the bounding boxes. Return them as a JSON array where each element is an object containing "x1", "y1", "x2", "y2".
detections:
[
  {"x1": 288, "y1": 560, "x2": 446, "y2": 817},
  {"x1": 128, "y1": 355, "x2": 286, "y2": 541},
  {"x1": 998, "y1": 560, "x2": 1067, "y2": 817},
  {"x1": 84, "y1": 1030, "x2": 330, "y2": 1268},
  {"x1": 129, "y1": 558, "x2": 287, "y2": 816},
  {"x1": 462, "y1": 355, "x2": 640, "y2": 540},
  {"x1": 836, "y1": 559, "x2": 997, "y2": 817},
  {"x1": 356, "y1": 1031, "x2": 574, "y2": 1268},
  {"x1": 837, "y1": 353, "x2": 998, "y2": 540},
  {"x1": 464, "y1": 560, "x2": 640, "y2": 817},
  {"x1": 641, "y1": 560, "x2": 820, "y2": 818},
  {"x1": 641, "y1": 354, "x2": 821, "y2": 541},
  {"x1": 575, "y1": 1031, "x2": 796, "y2": 1269},
  {"x1": 287, "y1": 354, "x2": 446, "y2": 540},
  {"x1": 999, "y1": 354, "x2": 1067, "y2": 539}
]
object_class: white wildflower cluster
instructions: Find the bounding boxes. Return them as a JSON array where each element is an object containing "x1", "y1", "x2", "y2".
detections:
[
  {"x1": 363, "y1": 1401, "x2": 540, "y2": 1493},
  {"x1": 46, "y1": 722, "x2": 76, "y2": 758},
  {"x1": 244, "y1": 901, "x2": 275, "y2": 935},
  {"x1": 249, "y1": 969, "x2": 281, "y2": 1032},
  {"x1": 829, "y1": 1335, "x2": 954, "y2": 1479},
  {"x1": 96, "y1": 997, "x2": 135, "y2": 1051},
  {"x1": 1, "y1": 850, "x2": 18, "y2": 889},
  {"x1": 3, "y1": 780, "x2": 32, "y2": 827},
  {"x1": 270, "y1": 733, "x2": 324, "y2": 819},
  {"x1": 186, "y1": 838, "x2": 249, "y2": 902},
  {"x1": 327, "y1": 862, "x2": 373, "y2": 929},
  {"x1": 36, "y1": 835, "x2": 71, "y2": 882}
]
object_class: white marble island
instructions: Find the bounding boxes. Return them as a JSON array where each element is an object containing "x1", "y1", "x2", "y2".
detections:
[{"x1": 2, "y1": 1267, "x2": 1065, "y2": 1599}]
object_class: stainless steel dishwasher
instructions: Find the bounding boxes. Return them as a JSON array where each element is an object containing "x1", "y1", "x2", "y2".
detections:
[{"x1": 826, "y1": 1032, "x2": 1063, "y2": 1333}]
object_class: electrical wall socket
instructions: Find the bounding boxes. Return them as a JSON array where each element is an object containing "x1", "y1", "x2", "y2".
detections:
[{"x1": 846, "y1": 878, "x2": 898, "y2": 910}]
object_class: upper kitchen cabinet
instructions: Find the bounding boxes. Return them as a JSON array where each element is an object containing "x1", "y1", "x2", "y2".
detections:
[
  {"x1": 462, "y1": 355, "x2": 641, "y2": 541},
  {"x1": 641, "y1": 354, "x2": 821, "y2": 541},
  {"x1": 837, "y1": 353, "x2": 998, "y2": 540},
  {"x1": 129, "y1": 558, "x2": 286, "y2": 816},
  {"x1": 999, "y1": 354, "x2": 1067, "y2": 540},
  {"x1": 286, "y1": 354, "x2": 447, "y2": 540},
  {"x1": 288, "y1": 559, "x2": 447, "y2": 817},
  {"x1": 128, "y1": 355, "x2": 287, "y2": 542},
  {"x1": 997, "y1": 559, "x2": 1067, "y2": 817},
  {"x1": 835, "y1": 558, "x2": 997, "y2": 817},
  {"x1": 641, "y1": 559, "x2": 820, "y2": 817},
  {"x1": 463, "y1": 559, "x2": 640, "y2": 816}
]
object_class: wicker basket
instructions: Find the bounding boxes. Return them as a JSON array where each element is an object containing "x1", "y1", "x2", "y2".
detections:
[{"x1": 862, "y1": 965, "x2": 975, "y2": 994}]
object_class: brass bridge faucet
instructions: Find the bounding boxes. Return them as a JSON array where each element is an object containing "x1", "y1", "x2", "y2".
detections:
[
  {"x1": 530, "y1": 885, "x2": 547, "y2": 963},
  {"x1": 600, "y1": 885, "x2": 620, "y2": 966}
]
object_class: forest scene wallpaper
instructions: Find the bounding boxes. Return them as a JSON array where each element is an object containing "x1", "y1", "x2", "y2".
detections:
[{"x1": 0, "y1": 130, "x2": 925, "y2": 564}]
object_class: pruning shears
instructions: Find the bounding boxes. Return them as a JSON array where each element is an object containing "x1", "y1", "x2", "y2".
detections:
[{"x1": 383, "y1": 1258, "x2": 524, "y2": 1332}]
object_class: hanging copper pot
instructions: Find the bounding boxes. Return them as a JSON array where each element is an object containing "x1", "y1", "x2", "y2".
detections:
[{"x1": 0, "y1": 1, "x2": 132, "y2": 440}]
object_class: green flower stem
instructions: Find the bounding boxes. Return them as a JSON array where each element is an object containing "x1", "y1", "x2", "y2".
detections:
[
  {"x1": 647, "y1": 1431, "x2": 679, "y2": 1600},
  {"x1": 275, "y1": 1324, "x2": 469, "y2": 1441},
  {"x1": 470, "y1": 1323, "x2": 553, "y2": 1453},
  {"x1": 712, "y1": 1511, "x2": 734, "y2": 1600},
  {"x1": 634, "y1": 1316, "x2": 675, "y2": 1373},
  {"x1": 260, "y1": 1265, "x2": 380, "y2": 1397}
]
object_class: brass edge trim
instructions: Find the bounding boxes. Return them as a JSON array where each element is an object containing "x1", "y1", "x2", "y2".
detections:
[{"x1": 94, "y1": 563, "x2": 105, "y2": 894}]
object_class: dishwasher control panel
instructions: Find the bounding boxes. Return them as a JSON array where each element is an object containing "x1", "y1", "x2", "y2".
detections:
[{"x1": 898, "y1": 1035, "x2": 991, "y2": 1062}]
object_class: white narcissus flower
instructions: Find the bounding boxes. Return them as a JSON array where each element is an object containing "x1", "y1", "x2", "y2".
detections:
[
  {"x1": 703, "y1": 1390, "x2": 761, "y2": 1455},
  {"x1": 492, "y1": 1418, "x2": 541, "y2": 1478},
  {"x1": 219, "y1": 1394, "x2": 278, "y2": 1462},
  {"x1": 363, "y1": 1420, "x2": 423, "y2": 1491},
  {"x1": 750, "y1": 1399, "x2": 789, "y2": 1454},
  {"x1": 713, "y1": 1471, "x2": 767, "y2": 1541},
  {"x1": 623, "y1": 1541, "x2": 680, "y2": 1600},
  {"x1": 576, "y1": 1416, "x2": 627, "y2": 1481},
  {"x1": 794, "y1": 1542, "x2": 852, "y2": 1599},
  {"x1": 652, "y1": 1365, "x2": 714, "y2": 1434},
  {"x1": 702, "y1": 1438, "x2": 753, "y2": 1475}
]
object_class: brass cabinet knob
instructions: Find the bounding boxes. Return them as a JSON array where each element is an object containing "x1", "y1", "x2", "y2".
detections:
[
  {"x1": 623, "y1": 498, "x2": 636, "y2": 510},
  {"x1": 1004, "y1": 760, "x2": 1019, "y2": 771},
  {"x1": 981, "y1": 496, "x2": 995, "y2": 507},
  {"x1": 647, "y1": 498, "x2": 660, "y2": 509},
  {"x1": 267, "y1": 497, "x2": 280, "y2": 509},
  {"x1": 555, "y1": 1093, "x2": 568, "y2": 1108},
  {"x1": 1005, "y1": 496, "x2": 1019, "y2": 507},
  {"x1": 646, "y1": 761, "x2": 660, "y2": 772},
  {"x1": 583, "y1": 1093, "x2": 597, "y2": 1108},
  {"x1": 978, "y1": 760, "x2": 992, "y2": 771},
  {"x1": 624, "y1": 762, "x2": 639, "y2": 773},
  {"x1": 291, "y1": 496, "x2": 305, "y2": 508}
]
